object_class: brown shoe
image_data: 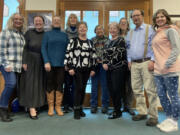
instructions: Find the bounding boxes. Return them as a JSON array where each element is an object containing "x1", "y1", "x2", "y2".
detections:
[
  {"x1": 132, "y1": 114, "x2": 147, "y2": 121},
  {"x1": 146, "y1": 118, "x2": 158, "y2": 126},
  {"x1": 55, "y1": 91, "x2": 64, "y2": 116},
  {"x1": 46, "y1": 91, "x2": 54, "y2": 116}
]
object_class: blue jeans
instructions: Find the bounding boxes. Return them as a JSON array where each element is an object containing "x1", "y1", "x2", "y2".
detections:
[
  {"x1": 154, "y1": 76, "x2": 180, "y2": 120},
  {"x1": 91, "y1": 64, "x2": 109, "y2": 108},
  {"x1": 0, "y1": 66, "x2": 16, "y2": 108}
]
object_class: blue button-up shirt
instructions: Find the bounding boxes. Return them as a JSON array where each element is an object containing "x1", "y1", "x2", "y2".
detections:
[{"x1": 126, "y1": 23, "x2": 155, "y2": 62}]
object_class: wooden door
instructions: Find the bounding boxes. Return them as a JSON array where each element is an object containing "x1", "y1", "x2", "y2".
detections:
[{"x1": 59, "y1": 0, "x2": 152, "y2": 107}]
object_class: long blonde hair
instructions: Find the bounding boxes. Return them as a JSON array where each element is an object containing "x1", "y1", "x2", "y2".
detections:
[
  {"x1": 6, "y1": 13, "x2": 27, "y2": 33},
  {"x1": 66, "y1": 13, "x2": 79, "y2": 27}
]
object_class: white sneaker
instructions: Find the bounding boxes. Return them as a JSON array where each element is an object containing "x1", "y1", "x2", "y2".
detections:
[
  {"x1": 157, "y1": 118, "x2": 172, "y2": 129},
  {"x1": 159, "y1": 119, "x2": 178, "y2": 132}
]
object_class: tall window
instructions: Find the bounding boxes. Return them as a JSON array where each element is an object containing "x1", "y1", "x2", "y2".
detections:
[{"x1": 3, "y1": 0, "x2": 19, "y2": 29}]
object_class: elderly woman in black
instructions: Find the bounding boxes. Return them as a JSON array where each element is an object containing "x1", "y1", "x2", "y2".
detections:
[
  {"x1": 64, "y1": 21, "x2": 97, "y2": 120},
  {"x1": 103, "y1": 22, "x2": 128, "y2": 119}
]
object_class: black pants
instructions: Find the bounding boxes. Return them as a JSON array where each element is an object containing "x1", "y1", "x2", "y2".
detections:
[
  {"x1": 73, "y1": 68, "x2": 90, "y2": 107},
  {"x1": 63, "y1": 71, "x2": 74, "y2": 108},
  {"x1": 46, "y1": 67, "x2": 65, "y2": 92},
  {"x1": 107, "y1": 68, "x2": 127, "y2": 112},
  {"x1": 123, "y1": 69, "x2": 134, "y2": 109}
]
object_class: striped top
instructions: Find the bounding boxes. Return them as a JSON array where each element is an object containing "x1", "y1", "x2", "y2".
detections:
[{"x1": 0, "y1": 29, "x2": 25, "y2": 73}]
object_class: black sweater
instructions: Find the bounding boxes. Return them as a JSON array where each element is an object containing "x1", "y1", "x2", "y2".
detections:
[{"x1": 103, "y1": 36, "x2": 127, "y2": 70}]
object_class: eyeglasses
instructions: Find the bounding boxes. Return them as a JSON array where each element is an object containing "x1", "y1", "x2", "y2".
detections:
[{"x1": 132, "y1": 14, "x2": 142, "y2": 18}]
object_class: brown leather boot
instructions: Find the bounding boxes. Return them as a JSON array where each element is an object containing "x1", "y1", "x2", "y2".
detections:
[
  {"x1": 46, "y1": 91, "x2": 54, "y2": 116},
  {"x1": 55, "y1": 91, "x2": 64, "y2": 116}
]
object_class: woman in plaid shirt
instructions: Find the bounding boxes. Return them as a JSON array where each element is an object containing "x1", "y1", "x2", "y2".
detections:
[{"x1": 0, "y1": 13, "x2": 26, "y2": 122}]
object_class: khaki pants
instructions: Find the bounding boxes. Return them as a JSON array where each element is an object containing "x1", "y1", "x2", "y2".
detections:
[{"x1": 131, "y1": 61, "x2": 158, "y2": 119}]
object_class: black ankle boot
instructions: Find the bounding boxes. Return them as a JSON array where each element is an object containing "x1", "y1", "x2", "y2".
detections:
[
  {"x1": 0, "y1": 108, "x2": 13, "y2": 122},
  {"x1": 123, "y1": 108, "x2": 135, "y2": 116},
  {"x1": 108, "y1": 111, "x2": 122, "y2": 119},
  {"x1": 74, "y1": 109, "x2": 80, "y2": 120},
  {"x1": 80, "y1": 107, "x2": 86, "y2": 117}
]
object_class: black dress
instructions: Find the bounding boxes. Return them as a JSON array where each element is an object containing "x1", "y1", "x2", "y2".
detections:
[{"x1": 19, "y1": 29, "x2": 46, "y2": 108}]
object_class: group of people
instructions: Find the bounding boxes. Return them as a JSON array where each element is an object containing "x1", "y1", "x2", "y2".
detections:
[{"x1": 0, "y1": 8, "x2": 180, "y2": 133}]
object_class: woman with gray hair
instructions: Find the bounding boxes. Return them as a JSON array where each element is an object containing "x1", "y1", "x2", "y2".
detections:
[
  {"x1": 90, "y1": 25, "x2": 109, "y2": 114},
  {"x1": 0, "y1": 13, "x2": 26, "y2": 122},
  {"x1": 103, "y1": 22, "x2": 127, "y2": 119}
]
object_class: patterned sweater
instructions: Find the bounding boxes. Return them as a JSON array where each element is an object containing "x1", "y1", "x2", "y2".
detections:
[
  {"x1": 64, "y1": 37, "x2": 97, "y2": 71},
  {"x1": 91, "y1": 35, "x2": 109, "y2": 62},
  {"x1": 103, "y1": 36, "x2": 127, "y2": 70}
]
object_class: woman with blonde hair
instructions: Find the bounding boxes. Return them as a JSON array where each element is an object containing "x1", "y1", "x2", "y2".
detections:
[
  {"x1": 63, "y1": 13, "x2": 79, "y2": 113},
  {"x1": 0, "y1": 13, "x2": 26, "y2": 122},
  {"x1": 65, "y1": 13, "x2": 79, "y2": 39}
]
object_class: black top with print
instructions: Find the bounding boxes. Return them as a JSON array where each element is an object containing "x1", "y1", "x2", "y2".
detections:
[
  {"x1": 103, "y1": 36, "x2": 127, "y2": 70},
  {"x1": 64, "y1": 37, "x2": 97, "y2": 71}
]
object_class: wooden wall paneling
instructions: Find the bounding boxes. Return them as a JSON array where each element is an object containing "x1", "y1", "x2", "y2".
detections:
[
  {"x1": 149, "y1": 0, "x2": 153, "y2": 24},
  {"x1": 18, "y1": 0, "x2": 26, "y2": 16},
  {"x1": 63, "y1": 1, "x2": 104, "y2": 10},
  {"x1": 0, "y1": 0, "x2": 4, "y2": 31},
  {"x1": 59, "y1": 1, "x2": 65, "y2": 29},
  {"x1": 144, "y1": 1, "x2": 150, "y2": 24},
  {"x1": 104, "y1": 3, "x2": 109, "y2": 36},
  {"x1": 80, "y1": 11, "x2": 83, "y2": 21},
  {"x1": 0, "y1": 0, "x2": 4, "y2": 96},
  {"x1": 63, "y1": 0, "x2": 147, "y2": 2},
  {"x1": 56, "y1": 0, "x2": 60, "y2": 15}
]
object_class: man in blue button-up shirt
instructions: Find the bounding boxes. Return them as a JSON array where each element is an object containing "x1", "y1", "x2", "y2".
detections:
[{"x1": 126, "y1": 9, "x2": 158, "y2": 126}]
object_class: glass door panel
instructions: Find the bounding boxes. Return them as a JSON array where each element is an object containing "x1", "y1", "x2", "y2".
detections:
[
  {"x1": 83, "y1": 11, "x2": 99, "y2": 39},
  {"x1": 3, "y1": 0, "x2": 19, "y2": 30},
  {"x1": 109, "y1": 11, "x2": 125, "y2": 23},
  {"x1": 83, "y1": 11, "x2": 99, "y2": 93}
]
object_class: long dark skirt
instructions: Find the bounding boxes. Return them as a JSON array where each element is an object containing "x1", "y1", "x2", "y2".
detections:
[{"x1": 19, "y1": 52, "x2": 46, "y2": 108}]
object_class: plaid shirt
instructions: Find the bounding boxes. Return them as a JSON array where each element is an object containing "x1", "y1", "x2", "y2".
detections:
[{"x1": 0, "y1": 29, "x2": 25, "y2": 73}]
